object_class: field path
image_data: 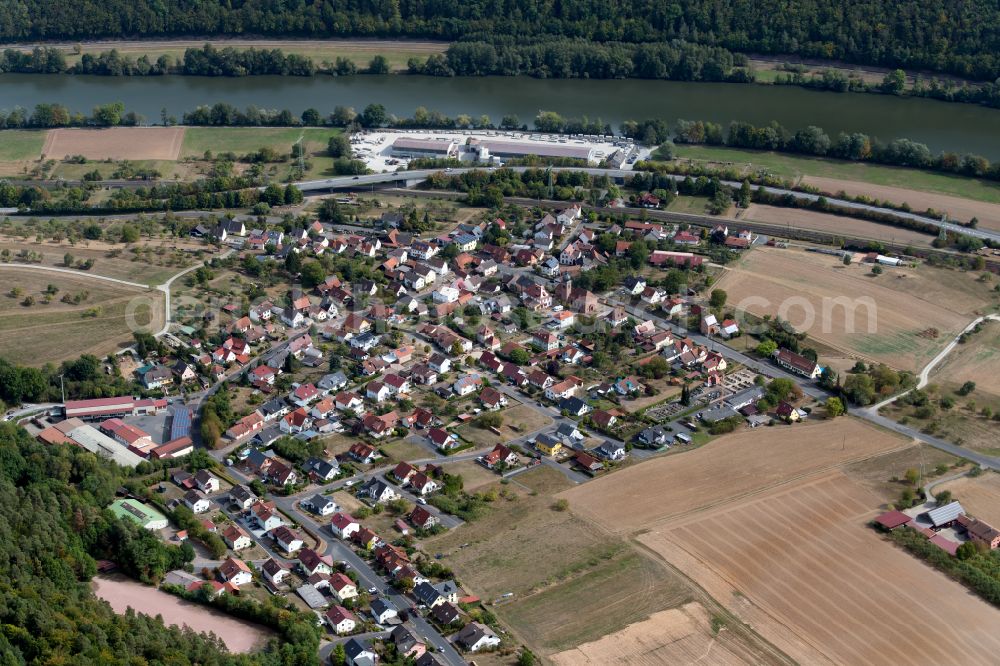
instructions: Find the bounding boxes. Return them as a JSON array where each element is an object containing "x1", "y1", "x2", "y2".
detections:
[
  {"x1": 0, "y1": 248, "x2": 231, "y2": 339},
  {"x1": 0, "y1": 262, "x2": 150, "y2": 289}
]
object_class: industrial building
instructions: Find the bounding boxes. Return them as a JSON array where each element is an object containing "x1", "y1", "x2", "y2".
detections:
[
  {"x1": 389, "y1": 137, "x2": 460, "y2": 159},
  {"x1": 467, "y1": 138, "x2": 596, "y2": 163},
  {"x1": 62, "y1": 396, "x2": 167, "y2": 420},
  {"x1": 38, "y1": 417, "x2": 145, "y2": 467}
]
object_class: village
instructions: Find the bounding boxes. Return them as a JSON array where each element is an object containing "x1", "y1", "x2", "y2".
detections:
[{"x1": 12, "y1": 190, "x2": 965, "y2": 666}]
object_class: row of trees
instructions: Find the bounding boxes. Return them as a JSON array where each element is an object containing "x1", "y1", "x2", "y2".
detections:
[
  {"x1": 626, "y1": 117, "x2": 1000, "y2": 182},
  {"x1": 411, "y1": 39, "x2": 752, "y2": 82},
  {"x1": 1, "y1": 0, "x2": 998, "y2": 79}
]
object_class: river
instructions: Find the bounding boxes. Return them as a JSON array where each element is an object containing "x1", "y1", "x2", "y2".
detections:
[
  {"x1": 92, "y1": 574, "x2": 274, "y2": 653},
  {"x1": 1, "y1": 74, "x2": 1000, "y2": 158}
]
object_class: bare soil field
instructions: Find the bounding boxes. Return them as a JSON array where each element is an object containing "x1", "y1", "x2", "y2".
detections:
[
  {"x1": 42, "y1": 127, "x2": 186, "y2": 161},
  {"x1": 712, "y1": 246, "x2": 995, "y2": 371},
  {"x1": 424, "y1": 467, "x2": 696, "y2": 655},
  {"x1": 93, "y1": 575, "x2": 274, "y2": 653},
  {"x1": 560, "y1": 418, "x2": 908, "y2": 535},
  {"x1": 741, "y1": 203, "x2": 935, "y2": 246},
  {"x1": 638, "y1": 471, "x2": 1000, "y2": 665},
  {"x1": 937, "y1": 472, "x2": 1000, "y2": 526},
  {"x1": 803, "y1": 176, "x2": 1000, "y2": 231},
  {"x1": 931, "y1": 320, "x2": 1000, "y2": 399},
  {"x1": 0, "y1": 267, "x2": 163, "y2": 365},
  {"x1": 550, "y1": 602, "x2": 767, "y2": 665}
]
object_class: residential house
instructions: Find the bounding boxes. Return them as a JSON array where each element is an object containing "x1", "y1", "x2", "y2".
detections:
[
  {"x1": 326, "y1": 605, "x2": 357, "y2": 635},
  {"x1": 428, "y1": 427, "x2": 459, "y2": 451},
  {"x1": 482, "y1": 443, "x2": 518, "y2": 469},
  {"x1": 409, "y1": 506, "x2": 440, "y2": 530},
  {"x1": 298, "y1": 548, "x2": 333, "y2": 577},
  {"x1": 218, "y1": 557, "x2": 253, "y2": 586},
  {"x1": 194, "y1": 470, "x2": 220, "y2": 494},
  {"x1": 478, "y1": 386, "x2": 507, "y2": 411},
  {"x1": 595, "y1": 440, "x2": 627, "y2": 461},
  {"x1": 559, "y1": 396, "x2": 592, "y2": 417},
  {"x1": 271, "y1": 525, "x2": 305, "y2": 554},
  {"x1": 349, "y1": 442, "x2": 381, "y2": 465},
  {"x1": 250, "y1": 501, "x2": 283, "y2": 532},
  {"x1": 302, "y1": 493, "x2": 338, "y2": 516},
  {"x1": 535, "y1": 433, "x2": 563, "y2": 457},
  {"x1": 222, "y1": 525, "x2": 253, "y2": 551},
  {"x1": 409, "y1": 472, "x2": 439, "y2": 496},
  {"x1": 370, "y1": 598, "x2": 398, "y2": 625},
  {"x1": 773, "y1": 348, "x2": 821, "y2": 379},
  {"x1": 262, "y1": 558, "x2": 289, "y2": 586},
  {"x1": 330, "y1": 513, "x2": 361, "y2": 540},
  {"x1": 184, "y1": 490, "x2": 211, "y2": 514},
  {"x1": 330, "y1": 573, "x2": 358, "y2": 602},
  {"x1": 229, "y1": 484, "x2": 257, "y2": 510},
  {"x1": 344, "y1": 638, "x2": 377, "y2": 666},
  {"x1": 454, "y1": 622, "x2": 501, "y2": 652},
  {"x1": 361, "y1": 478, "x2": 400, "y2": 504}
]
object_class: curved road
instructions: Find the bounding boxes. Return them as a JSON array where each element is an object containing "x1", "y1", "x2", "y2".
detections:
[
  {"x1": 291, "y1": 167, "x2": 997, "y2": 243},
  {"x1": 0, "y1": 248, "x2": 232, "y2": 339}
]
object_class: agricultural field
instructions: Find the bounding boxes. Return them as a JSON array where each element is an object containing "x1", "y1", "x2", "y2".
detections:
[
  {"x1": 638, "y1": 471, "x2": 1000, "y2": 665},
  {"x1": 0, "y1": 130, "x2": 46, "y2": 161},
  {"x1": 560, "y1": 417, "x2": 908, "y2": 535},
  {"x1": 936, "y1": 471, "x2": 1000, "y2": 526},
  {"x1": 740, "y1": 203, "x2": 936, "y2": 247},
  {"x1": 712, "y1": 246, "x2": 998, "y2": 371},
  {"x1": 802, "y1": 177, "x2": 1000, "y2": 232},
  {"x1": 180, "y1": 127, "x2": 337, "y2": 158},
  {"x1": 550, "y1": 602, "x2": 785, "y2": 666},
  {"x1": 672, "y1": 144, "x2": 1000, "y2": 207},
  {"x1": 0, "y1": 267, "x2": 163, "y2": 365},
  {"x1": 423, "y1": 466, "x2": 696, "y2": 657},
  {"x1": 0, "y1": 235, "x2": 207, "y2": 285},
  {"x1": 42, "y1": 127, "x2": 185, "y2": 161}
]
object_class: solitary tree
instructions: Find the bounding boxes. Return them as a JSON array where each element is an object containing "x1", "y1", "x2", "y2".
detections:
[
  {"x1": 709, "y1": 289, "x2": 728, "y2": 308},
  {"x1": 825, "y1": 397, "x2": 845, "y2": 418}
]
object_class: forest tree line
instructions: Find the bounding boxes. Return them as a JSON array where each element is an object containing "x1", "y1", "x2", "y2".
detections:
[
  {"x1": 0, "y1": 418, "x2": 321, "y2": 664},
  {"x1": 0, "y1": 0, "x2": 998, "y2": 79}
]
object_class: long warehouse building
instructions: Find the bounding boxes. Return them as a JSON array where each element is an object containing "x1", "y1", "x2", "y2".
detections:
[
  {"x1": 468, "y1": 138, "x2": 596, "y2": 163},
  {"x1": 390, "y1": 137, "x2": 460, "y2": 159}
]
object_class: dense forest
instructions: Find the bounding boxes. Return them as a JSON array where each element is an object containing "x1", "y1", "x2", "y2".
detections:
[
  {"x1": 0, "y1": 0, "x2": 998, "y2": 79},
  {"x1": 0, "y1": 409, "x2": 322, "y2": 663}
]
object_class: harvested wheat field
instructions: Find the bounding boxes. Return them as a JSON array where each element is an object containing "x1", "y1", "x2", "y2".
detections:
[
  {"x1": 561, "y1": 418, "x2": 908, "y2": 535},
  {"x1": 931, "y1": 320, "x2": 1000, "y2": 398},
  {"x1": 713, "y1": 246, "x2": 995, "y2": 371},
  {"x1": 550, "y1": 602, "x2": 767, "y2": 665},
  {"x1": 937, "y1": 472, "x2": 1000, "y2": 526},
  {"x1": 802, "y1": 176, "x2": 1000, "y2": 232},
  {"x1": 42, "y1": 127, "x2": 185, "y2": 160},
  {"x1": 741, "y1": 204, "x2": 935, "y2": 246},
  {"x1": 639, "y1": 471, "x2": 1000, "y2": 665}
]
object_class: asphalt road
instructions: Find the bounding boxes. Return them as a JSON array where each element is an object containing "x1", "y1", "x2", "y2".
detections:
[{"x1": 291, "y1": 166, "x2": 996, "y2": 242}]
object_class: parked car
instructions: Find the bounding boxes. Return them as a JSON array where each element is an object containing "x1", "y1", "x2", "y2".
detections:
[
  {"x1": 416, "y1": 498, "x2": 427, "y2": 505},
  {"x1": 368, "y1": 586, "x2": 377, "y2": 594}
]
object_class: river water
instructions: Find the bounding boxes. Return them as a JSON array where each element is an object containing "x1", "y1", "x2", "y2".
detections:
[{"x1": 1, "y1": 74, "x2": 999, "y2": 157}]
